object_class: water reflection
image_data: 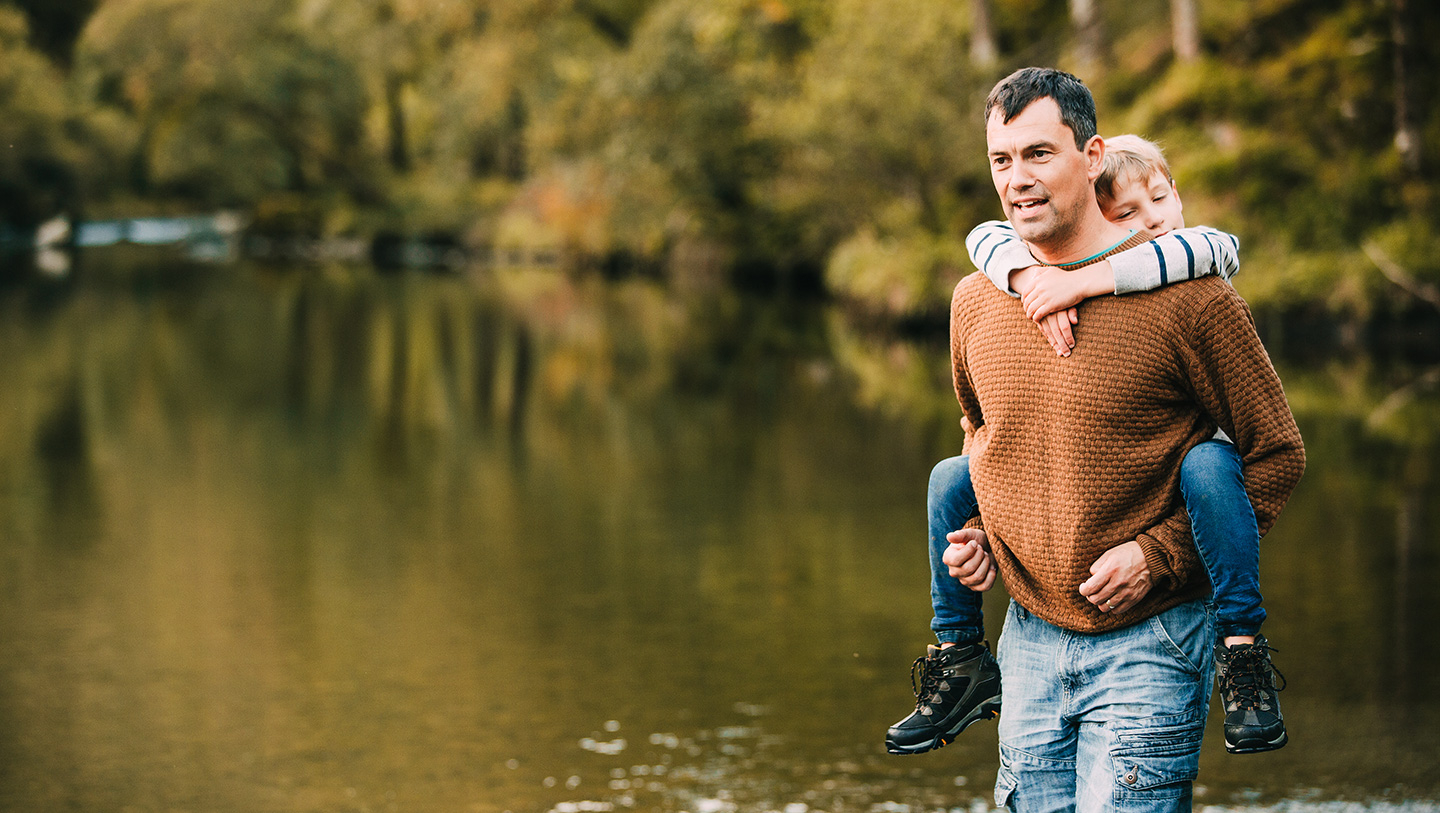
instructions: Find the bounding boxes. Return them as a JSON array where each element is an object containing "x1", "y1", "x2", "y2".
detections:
[{"x1": 0, "y1": 258, "x2": 1436, "y2": 812}]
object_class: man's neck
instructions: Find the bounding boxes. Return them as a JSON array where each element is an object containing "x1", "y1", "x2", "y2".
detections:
[{"x1": 1025, "y1": 214, "x2": 1135, "y2": 268}]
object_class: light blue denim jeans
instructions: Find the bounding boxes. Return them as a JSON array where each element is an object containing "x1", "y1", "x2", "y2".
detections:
[
  {"x1": 993, "y1": 599, "x2": 1216, "y2": 813},
  {"x1": 928, "y1": 440, "x2": 1264, "y2": 644}
]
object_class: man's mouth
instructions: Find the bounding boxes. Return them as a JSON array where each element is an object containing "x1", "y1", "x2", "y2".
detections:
[{"x1": 1012, "y1": 198, "x2": 1047, "y2": 213}]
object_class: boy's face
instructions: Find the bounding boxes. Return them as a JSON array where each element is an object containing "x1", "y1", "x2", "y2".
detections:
[{"x1": 1100, "y1": 171, "x2": 1185, "y2": 233}]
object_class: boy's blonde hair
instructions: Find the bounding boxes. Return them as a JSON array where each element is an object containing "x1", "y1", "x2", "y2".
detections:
[{"x1": 1095, "y1": 134, "x2": 1172, "y2": 207}]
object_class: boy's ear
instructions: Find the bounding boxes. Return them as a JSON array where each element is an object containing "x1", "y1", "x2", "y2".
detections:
[
  {"x1": 1172, "y1": 180, "x2": 1183, "y2": 211},
  {"x1": 1085, "y1": 136, "x2": 1106, "y2": 181}
]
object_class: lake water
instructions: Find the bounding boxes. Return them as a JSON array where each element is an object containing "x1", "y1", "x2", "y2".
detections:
[{"x1": 1, "y1": 254, "x2": 1437, "y2": 812}]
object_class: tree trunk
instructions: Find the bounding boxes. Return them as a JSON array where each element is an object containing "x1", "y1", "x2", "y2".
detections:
[
  {"x1": 1069, "y1": 0, "x2": 1107, "y2": 72},
  {"x1": 386, "y1": 72, "x2": 411, "y2": 173},
  {"x1": 1170, "y1": 0, "x2": 1200, "y2": 63},
  {"x1": 970, "y1": 0, "x2": 998, "y2": 68},
  {"x1": 1392, "y1": 0, "x2": 1421, "y2": 170}
]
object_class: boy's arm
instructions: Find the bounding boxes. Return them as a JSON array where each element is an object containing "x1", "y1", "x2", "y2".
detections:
[
  {"x1": 966, "y1": 220, "x2": 1039, "y2": 297},
  {"x1": 1020, "y1": 226, "x2": 1240, "y2": 323},
  {"x1": 967, "y1": 220, "x2": 1084, "y2": 356},
  {"x1": 1109, "y1": 226, "x2": 1240, "y2": 294}
]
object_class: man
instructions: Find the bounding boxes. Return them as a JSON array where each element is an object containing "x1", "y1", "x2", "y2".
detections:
[{"x1": 942, "y1": 67, "x2": 1305, "y2": 811}]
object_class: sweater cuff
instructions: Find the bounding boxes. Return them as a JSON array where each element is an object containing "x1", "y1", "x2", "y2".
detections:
[
  {"x1": 1135, "y1": 533, "x2": 1176, "y2": 589},
  {"x1": 963, "y1": 515, "x2": 985, "y2": 532}
]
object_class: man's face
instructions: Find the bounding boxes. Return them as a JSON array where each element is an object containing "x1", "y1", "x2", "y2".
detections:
[
  {"x1": 1100, "y1": 171, "x2": 1185, "y2": 234},
  {"x1": 986, "y1": 98, "x2": 1103, "y2": 249}
]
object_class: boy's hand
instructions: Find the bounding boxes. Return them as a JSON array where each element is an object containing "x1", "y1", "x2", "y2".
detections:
[
  {"x1": 1037, "y1": 308, "x2": 1078, "y2": 357},
  {"x1": 943, "y1": 528, "x2": 996, "y2": 591},
  {"x1": 1021, "y1": 263, "x2": 1109, "y2": 321},
  {"x1": 1013, "y1": 261, "x2": 1115, "y2": 358},
  {"x1": 1008, "y1": 265, "x2": 1043, "y2": 298},
  {"x1": 1078, "y1": 540, "x2": 1152, "y2": 614}
]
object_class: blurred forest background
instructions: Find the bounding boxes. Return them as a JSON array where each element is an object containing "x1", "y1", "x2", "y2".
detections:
[{"x1": 2, "y1": 0, "x2": 1438, "y2": 322}]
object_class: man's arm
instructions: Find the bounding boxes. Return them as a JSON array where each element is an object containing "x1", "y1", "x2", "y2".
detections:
[
  {"x1": 1182, "y1": 288, "x2": 1306, "y2": 536},
  {"x1": 1091, "y1": 287, "x2": 1304, "y2": 604}
]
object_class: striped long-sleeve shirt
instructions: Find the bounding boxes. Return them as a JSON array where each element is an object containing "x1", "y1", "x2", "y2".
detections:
[{"x1": 964, "y1": 220, "x2": 1240, "y2": 296}]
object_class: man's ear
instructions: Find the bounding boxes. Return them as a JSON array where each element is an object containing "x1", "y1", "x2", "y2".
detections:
[{"x1": 1085, "y1": 135, "x2": 1106, "y2": 181}]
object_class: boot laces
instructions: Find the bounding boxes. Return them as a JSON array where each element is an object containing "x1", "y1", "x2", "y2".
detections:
[
  {"x1": 909, "y1": 654, "x2": 943, "y2": 706},
  {"x1": 1220, "y1": 643, "x2": 1287, "y2": 710}
]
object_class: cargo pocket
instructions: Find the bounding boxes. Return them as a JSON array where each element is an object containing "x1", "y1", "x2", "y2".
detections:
[
  {"x1": 994, "y1": 764, "x2": 1018, "y2": 810},
  {"x1": 1110, "y1": 715, "x2": 1205, "y2": 808}
]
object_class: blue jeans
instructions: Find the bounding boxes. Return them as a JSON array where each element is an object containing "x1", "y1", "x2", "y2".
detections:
[
  {"x1": 927, "y1": 440, "x2": 1263, "y2": 643},
  {"x1": 994, "y1": 599, "x2": 1216, "y2": 812},
  {"x1": 927, "y1": 455, "x2": 985, "y2": 645},
  {"x1": 1178, "y1": 440, "x2": 1264, "y2": 638}
]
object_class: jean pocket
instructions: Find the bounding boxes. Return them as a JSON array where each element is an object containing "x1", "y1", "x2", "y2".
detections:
[
  {"x1": 1110, "y1": 715, "x2": 1206, "y2": 803},
  {"x1": 1146, "y1": 601, "x2": 1211, "y2": 677}
]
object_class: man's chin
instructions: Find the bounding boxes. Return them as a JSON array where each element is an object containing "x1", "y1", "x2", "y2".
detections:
[{"x1": 1010, "y1": 218, "x2": 1053, "y2": 244}]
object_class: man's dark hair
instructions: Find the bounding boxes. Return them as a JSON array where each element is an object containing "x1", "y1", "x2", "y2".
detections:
[{"x1": 984, "y1": 67, "x2": 1097, "y2": 150}]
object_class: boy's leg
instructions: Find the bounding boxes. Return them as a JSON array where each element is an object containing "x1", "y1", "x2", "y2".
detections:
[
  {"x1": 886, "y1": 455, "x2": 1000, "y2": 755},
  {"x1": 1179, "y1": 440, "x2": 1287, "y2": 754},
  {"x1": 1180, "y1": 440, "x2": 1264, "y2": 638},
  {"x1": 928, "y1": 455, "x2": 986, "y2": 645}
]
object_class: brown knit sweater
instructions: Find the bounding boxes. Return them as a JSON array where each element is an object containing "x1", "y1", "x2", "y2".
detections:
[{"x1": 950, "y1": 235, "x2": 1305, "y2": 634}]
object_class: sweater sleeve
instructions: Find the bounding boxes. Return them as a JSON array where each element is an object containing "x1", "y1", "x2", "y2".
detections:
[
  {"x1": 1133, "y1": 512, "x2": 1200, "y2": 591},
  {"x1": 1182, "y1": 288, "x2": 1307, "y2": 537},
  {"x1": 1109, "y1": 227, "x2": 1241, "y2": 294},
  {"x1": 965, "y1": 220, "x2": 1033, "y2": 297},
  {"x1": 951, "y1": 282, "x2": 987, "y2": 532}
]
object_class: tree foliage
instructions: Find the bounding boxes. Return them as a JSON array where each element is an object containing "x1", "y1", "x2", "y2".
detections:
[{"x1": 0, "y1": 0, "x2": 1436, "y2": 313}]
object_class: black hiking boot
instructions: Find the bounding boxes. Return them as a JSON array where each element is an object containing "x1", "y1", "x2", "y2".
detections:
[
  {"x1": 1215, "y1": 635, "x2": 1288, "y2": 754},
  {"x1": 885, "y1": 642, "x2": 1002, "y2": 755}
]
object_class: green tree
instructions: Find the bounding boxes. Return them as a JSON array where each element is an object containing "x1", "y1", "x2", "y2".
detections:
[
  {"x1": 0, "y1": 8, "x2": 126, "y2": 227},
  {"x1": 761, "y1": 0, "x2": 993, "y2": 315},
  {"x1": 75, "y1": 0, "x2": 370, "y2": 219}
]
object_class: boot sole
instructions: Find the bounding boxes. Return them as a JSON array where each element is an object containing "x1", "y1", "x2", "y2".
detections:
[
  {"x1": 1226, "y1": 730, "x2": 1288, "y2": 754},
  {"x1": 885, "y1": 694, "x2": 1002, "y2": 755}
]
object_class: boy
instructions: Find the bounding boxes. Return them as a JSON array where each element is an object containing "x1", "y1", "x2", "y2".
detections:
[{"x1": 884, "y1": 135, "x2": 1288, "y2": 757}]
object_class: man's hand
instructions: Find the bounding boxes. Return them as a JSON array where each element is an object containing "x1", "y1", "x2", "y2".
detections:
[
  {"x1": 942, "y1": 528, "x2": 996, "y2": 591},
  {"x1": 1078, "y1": 540, "x2": 1153, "y2": 614}
]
